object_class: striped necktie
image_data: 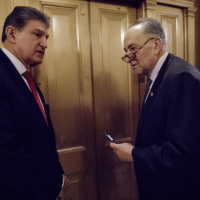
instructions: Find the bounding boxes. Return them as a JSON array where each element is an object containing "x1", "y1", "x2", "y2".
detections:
[
  {"x1": 144, "y1": 78, "x2": 152, "y2": 103},
  {"x1": 23, "y1": 71, "x2": 48, "y2": 124}
]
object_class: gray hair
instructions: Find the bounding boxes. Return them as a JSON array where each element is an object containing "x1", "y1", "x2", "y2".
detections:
[
  {"x1": 2, "y1": 6, "x2": 50, "y2": 43},
  {"x1": 129, "y1": 18, "x2": 166, "y2": 46}
]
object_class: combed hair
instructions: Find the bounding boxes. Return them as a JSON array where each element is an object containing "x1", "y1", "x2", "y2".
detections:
[
  {"x1": 129, "y1": 18, "x2": 166, "y2": 46},
  {"x1": 2, "y1": 6, "x2": 50, "y2": 43}
]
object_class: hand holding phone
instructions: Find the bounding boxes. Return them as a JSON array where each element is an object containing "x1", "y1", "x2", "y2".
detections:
[{"x1": 109, "y1": 142, "x2": 134, "y2": 161}]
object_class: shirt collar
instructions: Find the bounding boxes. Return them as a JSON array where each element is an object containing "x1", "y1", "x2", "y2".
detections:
[
  {"x1": 2, "y1": 47, "x2": 27, "y2": 75},
  {"x1": 149, "y1": 51, "x2": 169, "y2": 83}
]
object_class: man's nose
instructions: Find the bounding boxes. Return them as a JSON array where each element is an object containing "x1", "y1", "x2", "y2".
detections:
[{"x1": 39, "y1": 38, "x2": 48, "y2": 49}]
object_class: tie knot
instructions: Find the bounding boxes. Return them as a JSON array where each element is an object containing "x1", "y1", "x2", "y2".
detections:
[
  {"x1": 23, "y1": 71, "x2": 33, "y2": 81},
  {"x1": 146, "y1": 78, "x2": 152, "y2": 89},
  {"x1": 22, "y1": 71, "x2": 36, "y2": 91}
]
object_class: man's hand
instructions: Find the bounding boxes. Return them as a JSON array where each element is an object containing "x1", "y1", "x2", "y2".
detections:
[
  {"x1": 56, "y1": 175, "x2": 70, "y2": 200},
  {"x1": 110, "y1": 143, "x2": 134, "y2": 162}
]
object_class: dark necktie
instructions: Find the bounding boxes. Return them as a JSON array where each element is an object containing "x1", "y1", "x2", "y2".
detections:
[
  {"x1": 144, "y1": 78, "x2": 152, "y2": 102},
  {"x1": 23, "y1": 71, "x2": 48, "y2": 124}
]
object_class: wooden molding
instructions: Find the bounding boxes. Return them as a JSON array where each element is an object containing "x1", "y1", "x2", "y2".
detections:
[
  {"x1": 144, "y1": 0, "x2": 157, "y2": 18},
  {"x1": 145, "y1": 0, "x2": 195, "y2": 8},
  {"x1": 145, "y1": 0, "x2": 157, "y2": 8},
  {"x1": 187, "y1": 7, "x2": 197, "y2": 17}
]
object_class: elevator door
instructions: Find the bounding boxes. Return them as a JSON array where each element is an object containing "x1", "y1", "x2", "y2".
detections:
[{"x1": 30, "y1": 0, "x2": 140, "y2": 199}]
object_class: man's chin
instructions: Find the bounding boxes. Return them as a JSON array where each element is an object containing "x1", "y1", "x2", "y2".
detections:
[
  {"x1": 131, "y1": 66, "x2": 143, "y2": 75},
  {"x1": 131, "y1": 65, "x2": 148, "y2": 76},
  {"x1": 30, "y1": 60, "x2": 43, "y2": 67}
]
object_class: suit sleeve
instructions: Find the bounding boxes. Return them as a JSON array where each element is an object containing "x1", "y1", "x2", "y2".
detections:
[
  {"x1": 0, "y1": 80, "x2": 63, "y2": 200},
  {"x1": 132, "y1": 72, "x2": 200, "y2": 175}
]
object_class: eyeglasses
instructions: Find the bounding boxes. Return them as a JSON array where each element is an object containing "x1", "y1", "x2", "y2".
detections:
[{"x1": 121, "y1": 37, "x2": 155, "y2": 63}]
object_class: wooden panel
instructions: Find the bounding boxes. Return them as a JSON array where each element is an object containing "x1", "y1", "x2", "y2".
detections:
[
  {"x1": 91, "y1": 2, "x2": 138, "y2": 143},
  {"x1": 44, "y1": 5, "x2": 83, "y2": 148},
  {"x1": 0, "y1": 0, "x2": 8, "y2": 48},
  {"x1": 162, "y1": 16, "x2": 177, "y2": 55},
  {"x1": 101, "y1": 11, "x2": 132, "y2": 139},
  {"x1": 145, "y1": 1, "x2": 157, "y2": 18},
  {"x1": 11, "y1": 0, "x2": 29, "y2": 7},
  {"x1": 90, "y1": 2, "x2": 139, "y2": 200},
  {"x1": 0, "y1": 0, "x2": 27, "y2": 48},
  {"x1": 187, "y1": 7, "x2": 196, "y2": 65},
  {"x1": 30, "y1": 1, "x2": 97, "y2": 200},
  {"x1": 156, "y1": 5, "x2": 184, "y2": 59}
]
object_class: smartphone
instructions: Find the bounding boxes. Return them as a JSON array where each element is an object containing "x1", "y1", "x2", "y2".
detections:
[{"x1": 104, "y1": 132, "x2": 116, "y2": 143}]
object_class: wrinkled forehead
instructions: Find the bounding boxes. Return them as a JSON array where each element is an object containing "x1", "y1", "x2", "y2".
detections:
[
  {"x1": 25, "y1": 20, "x2": 49, "y2": 36},
  {"x1": 124, "y1": 27, "x2": 146, "y2": 48},
  {"x1": 24, "y1": 20, "x2": 48, "y2": 30}
]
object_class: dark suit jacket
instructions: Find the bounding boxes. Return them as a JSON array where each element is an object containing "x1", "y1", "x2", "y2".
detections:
[
  {"x1": 0, "y1": 49, "x2": 63, "y2": 200},
  {"x1": 132, "y1": 53, "x2": 200, "y2": 200}
]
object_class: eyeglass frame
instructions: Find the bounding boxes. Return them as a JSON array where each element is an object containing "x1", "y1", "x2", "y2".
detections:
[{"x1": 121, "y1": 37, "x2": 156, "y2": 63}]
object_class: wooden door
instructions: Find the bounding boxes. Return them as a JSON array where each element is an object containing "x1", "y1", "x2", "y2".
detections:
[
  {"x1": 30, "y1": 0, "x2": 140, "y2": 199},
  {"x1": 90, "y1": 2, "x2": 139, "y2": 200},
  {"x1": 156, "y1": 4, "x2": 185, "y2": 59},
  {"x1": 30, "y1": 0, "x2": 97, "y2": 199}
]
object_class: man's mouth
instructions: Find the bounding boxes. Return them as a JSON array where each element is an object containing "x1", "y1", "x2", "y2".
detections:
[{"x1": 36, "y1": 50, "x2": 44, "y2": 55}]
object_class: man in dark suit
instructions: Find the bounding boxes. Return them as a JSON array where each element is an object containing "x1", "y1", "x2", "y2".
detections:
[
  {"x1": 0, "y1": 6, "x2": 69, "y2": 200},
  {"x1": 110, "y1": 18, "x2": 200, "y2": 200}
]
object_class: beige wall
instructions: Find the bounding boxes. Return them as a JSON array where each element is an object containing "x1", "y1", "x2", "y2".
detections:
[{"x1": 195, "y1": 0, "x2": 200, "y2": 70}]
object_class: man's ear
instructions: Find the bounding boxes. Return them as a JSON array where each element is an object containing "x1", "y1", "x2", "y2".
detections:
[
  {"x1": 154, "y1": 37, "x2": 163, "y2": 55},
  {"x1": 5, "y1": 26, "x2": 16, "y2": 44}
]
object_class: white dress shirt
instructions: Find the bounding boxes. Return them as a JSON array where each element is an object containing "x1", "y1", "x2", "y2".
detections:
[
  {"x1": 2, "y1": 47, "x2": 45, "y2": 107},
  {"x1": 2, "y1": 47, "x2": 30, "y2": 87},
  {"x1": 145, "y1": 51, "x2": 169, "y2": 102}
]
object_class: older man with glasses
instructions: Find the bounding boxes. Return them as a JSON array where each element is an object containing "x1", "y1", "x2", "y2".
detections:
[{"x1": 110, "y1": 18, "x2": 200, "y2": 200}]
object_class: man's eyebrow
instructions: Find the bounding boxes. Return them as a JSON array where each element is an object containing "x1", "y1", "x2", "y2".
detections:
[
  {"x1": 128, "y1": 43, "x2": 137, "y2": 48},
  {"x1": 34, "y1": 28, "x2": 43, "y2": 32},
  {"x1": 34, "y1": 29, "x2": 49, "y2": 38},
  {"x1": 124, "y1": 43, "x2": 137, "y2": 51}
]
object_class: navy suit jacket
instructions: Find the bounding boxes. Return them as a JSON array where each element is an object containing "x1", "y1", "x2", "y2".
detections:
[
  {"x1": 0, "y1": 49, "x2": 63, "y2": 200},
  {"x1": 132, "y1": 54, "x2": 200, "y2": 200}
]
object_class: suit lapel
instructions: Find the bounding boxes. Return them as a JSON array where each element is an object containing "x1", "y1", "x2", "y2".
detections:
[
  {"x1": 0, "y1": 49, "x2": 48, "y2": 127},
  {"x1": 136, "y1": 54, "x2": 175, "y2": 145}
]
